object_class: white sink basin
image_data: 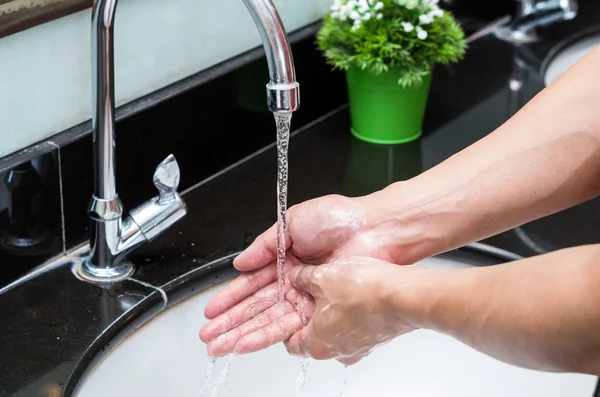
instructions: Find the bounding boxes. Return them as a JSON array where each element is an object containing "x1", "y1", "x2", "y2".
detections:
[
  {"x1": 74, "y1": 256, "x2": 596, "y2": 397},
  {"x1": 544, "y1": 32, "x2": 600, "y2": 86}
]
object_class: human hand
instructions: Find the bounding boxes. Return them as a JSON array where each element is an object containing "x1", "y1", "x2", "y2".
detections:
[
  {"x1": 202, "y1": 194, "x2": 397, "y2": 318},
  {"x1": 285, "y1": 257, "x2": 424, "y2": 366},
  {"x1": 234, "y1": 194, "x2": 398, "y2": 272},
  {"x1": 200, "y1": 194, "x2": 401, "y2": 355},
  {"x1": 200, "y1": 255, "x2": 315, "y2": 357}
]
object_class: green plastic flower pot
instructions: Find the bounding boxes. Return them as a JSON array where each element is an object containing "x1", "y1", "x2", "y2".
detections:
[{"x1": 346, "y1": 66, "x2": 432, "y2": 144}]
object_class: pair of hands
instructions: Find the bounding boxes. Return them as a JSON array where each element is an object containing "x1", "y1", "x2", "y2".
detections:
[{"x1": 199, "y1": 194, "x2": 423, "y2": 365}]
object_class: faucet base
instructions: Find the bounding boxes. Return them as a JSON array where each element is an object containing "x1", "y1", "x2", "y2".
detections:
[{"x1": 79, "y1": 258, "x2": 134, "y2": 283}]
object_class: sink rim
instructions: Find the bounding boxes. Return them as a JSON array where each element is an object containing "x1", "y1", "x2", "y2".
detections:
[
  {"x1": 64, "y1": 245, "x2": 514, "y2": 397},
  {"x1": 540, "y1": 24, "x2": 600, "y2": 85},
  {"x1": 64, "y1": 252, "x2": 240, "y2": 397}
]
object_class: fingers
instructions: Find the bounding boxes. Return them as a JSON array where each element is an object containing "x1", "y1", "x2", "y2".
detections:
[
  {"x1": 204, "y1": 255, "x2": 304, "y2": 321},
  {"x1": 233, "y1": 225, "x2": 278, "y2": 271},
  {"x1": 289, "y1": 265, "x2": 318, "y2": 295},
  {"x1": 285, "y1": 326, "x2": 309, "y2": 357},
  {"x1": 207, "y1": 301, "x2": 295, "y2": 356},
  {"x1": 285, "y1": 325, "x2": 332, "y2": 360},
  {"x1": 233, "y1": 206, "x2": 298, "y2": 272},
  {"x1": 286, "y1": 286, "x2": 316, "y2": 325},
  {"x1": 204, "y1": 263, "x2": 277, "y2": 319},
  {"x1": 205, "y1": 287, "x2": 315, "y2": 356},
  {"x1": 287, "y1": 329, "x2": 365, "y2": 364},
  {"x1": 233, "y1": 310, "x2": 305, "y2": 355},
  {"x1": 200, "y1": 282, "x2": 279, "y2": 343}
]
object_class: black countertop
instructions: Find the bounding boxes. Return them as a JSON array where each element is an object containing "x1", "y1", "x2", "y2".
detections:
[
  {"x1": 3, "y1": 4, "x2": 600, "y2": 395},
  {"x1": 0, "y1": 107, "x2": 513, "y2": 397}
]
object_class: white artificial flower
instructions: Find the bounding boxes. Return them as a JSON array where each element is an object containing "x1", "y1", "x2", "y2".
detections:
[
  {"x1": 394, "y1": 0, "x2": 419, "y2": 9},
  {"x1": 401, "y1": 22, "x2": 414, "y2": 32},
  {"x1": 430, "y1": 8, "x2": 444, "y2": 17},
  {"x1": 421, "y1": 0, "x2": 440, "y2": 10},
  {"x1": 330, "y1": 0, "x2": 351, "y2": 20},
  {"x1": 416, "y1": 26, "x2": 428, "y2": 39},
  {"x1": 358, "y1": 0, "x2": 370, "y2": 12},
  {"x1": 419, "y1": 13, "x2": 434, "y2": 24},
  {"x1": 332, "y1": 0, "x2": 386, "y2": 28},
  {"x1": 406, "y1": 0, "x2": 420, "y2": 9}
]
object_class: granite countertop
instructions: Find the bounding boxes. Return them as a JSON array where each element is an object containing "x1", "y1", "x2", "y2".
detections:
[
  {"x1": 3, "y1": 5, "x2": 600, "y2": 395},
  {"x1": 0, "y1": 106, "x2": 514, "y2": 397}
]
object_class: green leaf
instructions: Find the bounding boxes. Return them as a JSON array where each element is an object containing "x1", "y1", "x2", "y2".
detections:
[{"x1": 316, "y1": 0, "x2": 467, "y2": 87}]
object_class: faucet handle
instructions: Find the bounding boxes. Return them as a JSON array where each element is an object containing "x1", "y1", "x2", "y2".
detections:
[{"x1": 153, "y1": 154, "x2": 181, "y2": 204}]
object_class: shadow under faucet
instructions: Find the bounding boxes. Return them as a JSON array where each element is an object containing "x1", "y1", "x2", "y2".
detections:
[{"x1": 81, "y1": 0, "x2": 300, "y2": 283}]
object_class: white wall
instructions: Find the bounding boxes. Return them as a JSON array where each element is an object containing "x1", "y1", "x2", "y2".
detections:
[{"x1": 0, "y1": 0, "x2": 330, "y2": 158}]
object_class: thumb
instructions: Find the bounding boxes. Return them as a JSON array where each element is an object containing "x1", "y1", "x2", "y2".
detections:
[
  {"x1": 285, "y1": 323, "x2": 313, "y2": 358},
  {"x1": 234, "y1": 206, "x2": 299, "y2": 272},
  {"x1": 289, "y1": 265, "x2": 317, "y2": 295}
]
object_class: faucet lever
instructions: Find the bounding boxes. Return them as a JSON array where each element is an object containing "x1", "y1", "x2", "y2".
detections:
[{"x1": 153, "y1": 154, "x2": 181, "y2": 205}]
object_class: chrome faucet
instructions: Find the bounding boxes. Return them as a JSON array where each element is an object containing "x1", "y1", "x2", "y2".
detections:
[
  {"x1": 83, "y1": 0, "x2": 300, "y2": 282},
  {"x1": 495, "y1": 0, "x2": 578, "y2": 43}
]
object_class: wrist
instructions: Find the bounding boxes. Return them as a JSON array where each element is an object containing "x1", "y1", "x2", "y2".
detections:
[
  {"x1": 386, "y1": 266, "x2": 473, "y2": 334},
  {"x1": 379, "y1": 265, "x2": 427, "y2": 332},
  {"x1": 359, "y1": 180, "x2": 462, "y2": 265}
]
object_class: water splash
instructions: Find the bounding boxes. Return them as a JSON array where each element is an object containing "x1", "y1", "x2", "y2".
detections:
[
  {"x1": 340, "y1": 365, "x2": 349, "y2": 397},
  {"x1": 210, "y1": 354, "x2": 233, "y2": 397},
  {"x1": 274, "y1": 112, "x2": 292, "y2": 302},
  {"x1": 198, "y1": 355, "x2": 217, "y2": 396},
  {"x1": 295, "y1": 357, "x2": 310, "y2": 396}
]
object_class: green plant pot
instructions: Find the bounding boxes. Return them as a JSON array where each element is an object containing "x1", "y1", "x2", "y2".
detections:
[{"x1": 346, "y1": 67, "x2": 432, "y2": 144}]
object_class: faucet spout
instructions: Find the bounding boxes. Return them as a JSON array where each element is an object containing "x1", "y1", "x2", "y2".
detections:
[
  {"x1": 242, "y1": 0, "x2": 300, "y2": 112},
  {"x1": 83, "y1": 0, "x2": 300, "y2": 282}
]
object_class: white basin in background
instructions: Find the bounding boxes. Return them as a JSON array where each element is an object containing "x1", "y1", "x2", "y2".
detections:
[
  {"x1": 544, "y1": 33, "x2": 600, "y2": 86},
  {"x1": 74, "y1": 256, "x2": 596, "y2": 397}
]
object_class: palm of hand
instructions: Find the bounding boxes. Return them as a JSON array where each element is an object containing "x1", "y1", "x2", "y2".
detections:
[{"x1": 200, "y1": 254, "x2": 315, "y2": 356}]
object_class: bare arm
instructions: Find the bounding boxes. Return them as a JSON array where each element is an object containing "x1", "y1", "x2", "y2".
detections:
[
  {"x1": 201, "y1": 47, "x2": 600, "y2": 361},
  {"x1": 402, "y1": 244, "x2": 600, "y2": 374},
  {"x1": 284, "y1": 246, "x2": 600, "y2": 373},
  {"x1": 368, "y1": 46, "x2": 600, "y2": 264}
]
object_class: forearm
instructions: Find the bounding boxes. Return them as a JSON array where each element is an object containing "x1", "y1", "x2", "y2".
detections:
[
  {"x1": 365, "y1": 46, "x2": 600, "y2": 264},
  {"x1": 403, "y1": 245, "x2": 600, "y2": 374}
]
